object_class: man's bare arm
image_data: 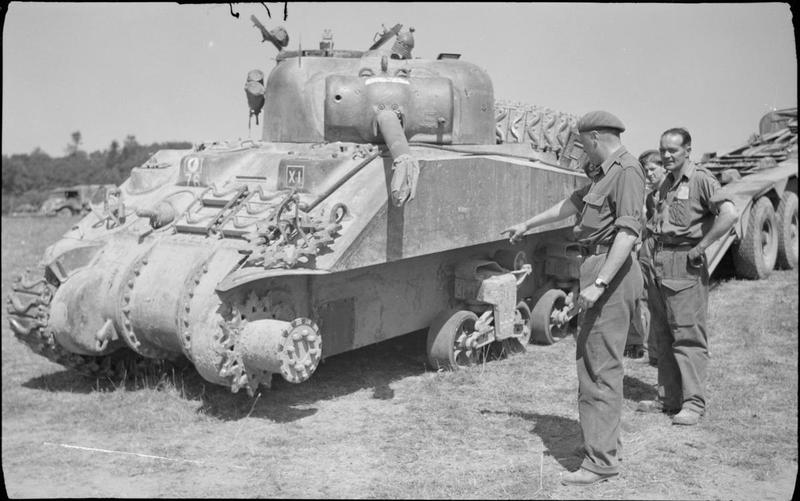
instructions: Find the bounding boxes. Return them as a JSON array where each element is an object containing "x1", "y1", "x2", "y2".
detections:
[
  {"x1": 696, "y1": 201, "x2": 738, "y2": 252},
  {"x1": 501, "y1": 199, "x2": 579, "y2": 243}
]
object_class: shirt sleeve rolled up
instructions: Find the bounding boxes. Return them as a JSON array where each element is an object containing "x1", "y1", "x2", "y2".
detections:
[{"x1": 612, "y1": 165, "x2": 645, "y2": 237}]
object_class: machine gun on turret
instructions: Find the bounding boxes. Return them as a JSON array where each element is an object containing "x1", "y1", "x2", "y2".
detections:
[{"x1": 250, "y1": 15, "x2": 288, "y2": 51}]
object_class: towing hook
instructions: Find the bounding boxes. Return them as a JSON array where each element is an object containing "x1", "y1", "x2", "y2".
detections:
[{"x1": 94, "y1": 318, "x2": 118, "y2": 351}]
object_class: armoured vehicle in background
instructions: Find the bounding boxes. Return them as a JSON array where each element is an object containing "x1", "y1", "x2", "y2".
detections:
[
  {"x1": 699, "y1": 107, "x2": 797, "y2": 278},
  {"x1": 8, "y1": 22, "x2": 591, "y2": 396},
  {"x1": 39, "y1": 184, "x2": 117, "y2": 217}
]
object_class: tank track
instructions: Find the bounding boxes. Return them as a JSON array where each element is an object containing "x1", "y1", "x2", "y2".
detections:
[{"x1": 6, "y1": 269, "x2": 166, "y2": 380}]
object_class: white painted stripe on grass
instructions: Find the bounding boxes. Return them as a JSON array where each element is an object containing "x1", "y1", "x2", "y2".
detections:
[{"x1": 43, "y1": 442, "x2": 249, "y2": 470}]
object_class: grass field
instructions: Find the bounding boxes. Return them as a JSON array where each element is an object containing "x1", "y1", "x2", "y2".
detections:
[{"x1": 1, "y1": 215, "x2": 797, "y2": 499}]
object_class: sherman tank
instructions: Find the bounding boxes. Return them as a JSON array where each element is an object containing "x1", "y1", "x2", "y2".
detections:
[{"x1": 7, "y1": 22, "x2": 589, "y2": 396}]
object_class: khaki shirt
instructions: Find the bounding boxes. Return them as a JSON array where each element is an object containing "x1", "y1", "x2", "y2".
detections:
[
  {"x1": 645, "y1": 161, "x2": 728, "y2": 244},
  {"x1": 568, "y1": 146, "x2": 646, "y2": 246},
  {"x1": 641, "y1": 178, "x2": 668, "y2": 241}
]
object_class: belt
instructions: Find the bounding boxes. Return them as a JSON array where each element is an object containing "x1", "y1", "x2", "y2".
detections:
[
  {"x1": 579, "y1": 243, "x2": 611, "y2": 256},
  {"x1": 651, "y1": 239, "x2": 696, "y2": 252}
]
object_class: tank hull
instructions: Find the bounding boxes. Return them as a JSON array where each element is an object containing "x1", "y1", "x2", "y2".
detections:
[{"x1": 7, "y1": 143, "x2": 585, "y2": 388}]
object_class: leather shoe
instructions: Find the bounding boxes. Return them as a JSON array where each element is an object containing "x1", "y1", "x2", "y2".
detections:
[
  {"x1": 672, "y1": 408, "x2": 702, "y2": 426},
  {"x1": 636, "y1": 400, "x2": 679, "y2": 414},
  {"x1": 560, "y1": 468, "x2": 618, "y2": 486}
]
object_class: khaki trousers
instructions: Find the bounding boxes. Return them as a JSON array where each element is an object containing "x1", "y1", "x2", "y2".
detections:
[
  {"x1": 645, "y1": 238, "x2": 710, "y2": 414},
  {"x1": 577, "y1": 253, "x2": 642, "y2": 475}
]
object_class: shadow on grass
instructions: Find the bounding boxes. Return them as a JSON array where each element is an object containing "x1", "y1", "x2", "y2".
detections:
[
  {"x1": 22, "y1": 330, "x2": 433, "y2": 423},
  {"x1": 709, "y1": 250, "x2": 737, "y2": 291},
  {"x1": 21, "y1": 356, "x2": 197, "y2": 394},
  {"x1": 197, "y1": 331, "x2": 431, "y2": 422},
  {"x1": 623, "y1": 374, "x2": 658, "y2": 401},
  {"x1": 479, "y1": 409, "x2": 583, "y2": 471},
  {"x1": 20, "y1": 328, "x2": 533, "y2": 423}
]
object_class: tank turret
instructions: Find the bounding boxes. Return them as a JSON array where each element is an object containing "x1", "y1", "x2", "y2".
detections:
[{"x1": 257, "y1": 24, "x2": 495, "y2": 147}]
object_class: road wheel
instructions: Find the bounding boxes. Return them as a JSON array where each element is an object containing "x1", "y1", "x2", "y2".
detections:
[
  {"x1": 776, "y1": 191, "x2": 798, "y2": 270},
  {"x1": 56, "y1": 207, "x2": 73, "y2": 217},
  {"x1": 531, "y1": 289, "x2": 569, "y2": 345},
  {"x1": 733, "y1": 196, "x2": 779, "y2": 279},
  {"x1": 426, "y1": 309, "x2": 482, "y2": 370}
]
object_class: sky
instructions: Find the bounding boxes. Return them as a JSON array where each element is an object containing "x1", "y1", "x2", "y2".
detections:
[{"x1": 2, "y1": 2, "x2": 797, "y2": 159}]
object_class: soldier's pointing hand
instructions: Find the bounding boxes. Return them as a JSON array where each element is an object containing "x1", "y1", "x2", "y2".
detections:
[{"x1": 500, "y1": 223, "x2": 527, "y2": 244}]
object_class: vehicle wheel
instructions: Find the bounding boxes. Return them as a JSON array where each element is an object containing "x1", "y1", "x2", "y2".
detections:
[
  {"x1": 776, "y1": 191, "x2": 798, "y2": 270},
  {"x1": 426, "y1": 309, "x2": 482, "y2": 370},
  {"x1": 56, "y1": 207, "x2": 73, "y2": 217},
  {"x1": 531, "y1": 289, "x2": 569, "y2": 345},
  {"x1": 733, "y1": 196, "x2": 779, "y2": 279}
]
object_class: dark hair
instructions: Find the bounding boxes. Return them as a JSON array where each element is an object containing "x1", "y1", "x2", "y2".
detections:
[
  {"x1": 638, "y1": 149, "x2": 661, "y2": 165},
  {"x1": 661, "y1": 127, "x2": 692, "y2": 147}
]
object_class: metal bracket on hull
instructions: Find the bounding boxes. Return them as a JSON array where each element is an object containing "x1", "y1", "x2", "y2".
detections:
[{"x1": 453, "y1": 258, "x2": 531, "y2": 342}]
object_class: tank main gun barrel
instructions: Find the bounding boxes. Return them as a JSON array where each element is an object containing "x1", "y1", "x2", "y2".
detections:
[{"x1": 376, "y1": 109, "x2": 419, "y2": 207}]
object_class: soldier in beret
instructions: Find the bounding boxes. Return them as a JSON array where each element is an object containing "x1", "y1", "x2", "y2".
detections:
[{"x1": 502, "y1": 110, "x2": 645, "y2": 486}]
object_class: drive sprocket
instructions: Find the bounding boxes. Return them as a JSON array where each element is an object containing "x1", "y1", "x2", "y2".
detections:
[{"x1": 215, "y1": 289, "x2": 298, "y2": 395}]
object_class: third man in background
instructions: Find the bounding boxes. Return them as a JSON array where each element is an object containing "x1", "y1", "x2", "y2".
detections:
[
  {"x1": 626, "y1": 149, "x2": 667, "y2": 363},
  {"x1": 642, "y1": 149, "x2": 667, "y2": 194}
]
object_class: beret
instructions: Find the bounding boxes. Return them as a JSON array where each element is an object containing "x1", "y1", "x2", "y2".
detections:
[{"x1": 577, "y1": 110, "x2": 626, "y2": 133}]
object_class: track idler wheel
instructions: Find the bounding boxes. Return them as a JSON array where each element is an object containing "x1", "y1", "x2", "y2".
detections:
[{"x1": 238, "y1": 317, "x2": 322, "y2": 384}]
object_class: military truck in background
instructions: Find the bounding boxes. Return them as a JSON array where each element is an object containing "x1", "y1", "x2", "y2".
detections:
[
  {"x1": 700, "y1": 107, "x2": 798, "y2": 278},
  {"x1": 39, "y1": 184, "x2": 117, "y2": 216}
]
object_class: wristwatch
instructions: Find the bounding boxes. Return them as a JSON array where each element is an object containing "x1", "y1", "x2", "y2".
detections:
[{"x1": 594, "y1": 277, "x2": 609, "y2": 288}]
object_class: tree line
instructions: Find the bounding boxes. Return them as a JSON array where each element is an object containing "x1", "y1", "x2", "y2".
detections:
[{"x1": 1, "y1": 131, "x2": 192, "y2": 214}]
